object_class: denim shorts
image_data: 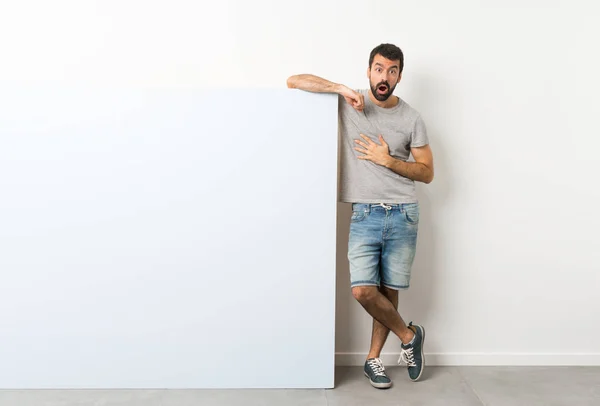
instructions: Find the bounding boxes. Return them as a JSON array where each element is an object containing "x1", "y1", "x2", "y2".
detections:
[{"x1": 348, "y1": 202, "x2": 419, "y2": 290}]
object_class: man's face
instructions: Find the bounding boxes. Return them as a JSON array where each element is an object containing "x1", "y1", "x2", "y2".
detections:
[{"x1": 368, "y1": 54, "x2": 402, "y2": 102}]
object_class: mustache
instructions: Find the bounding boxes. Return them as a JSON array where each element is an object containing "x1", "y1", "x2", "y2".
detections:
[{"x1": 377, "y1": 81, "x2": 390, "y2": 89}]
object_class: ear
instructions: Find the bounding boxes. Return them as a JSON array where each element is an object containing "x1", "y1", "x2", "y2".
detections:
[{"x1": 367, "y1": 66, "x2": 370, "y2": 79}]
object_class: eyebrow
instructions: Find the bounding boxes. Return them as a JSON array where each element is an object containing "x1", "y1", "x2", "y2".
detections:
[{"x1": 375, "y1": 63, "x2": 399, "y2": 70}]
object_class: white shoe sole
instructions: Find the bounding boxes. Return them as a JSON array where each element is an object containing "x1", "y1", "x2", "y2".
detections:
[{"x1": 364, "y1": 371, "x2": 392, "y2": 389}]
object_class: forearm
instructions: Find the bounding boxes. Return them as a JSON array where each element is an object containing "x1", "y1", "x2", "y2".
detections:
[
  {"x1": 287, "y1": 74, "x2": 344, "y2": 94},
  {"x1": 384, "y1": 157, "x2": 434, "y2": 184}
]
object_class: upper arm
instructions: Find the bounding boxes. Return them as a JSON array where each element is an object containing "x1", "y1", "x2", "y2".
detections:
[
  {"x1": 411, "y1": 144, "x2": 434, "y2": 173},
  {"x1": 409, "y1": 113, "x2": 433, "y2": 175}
]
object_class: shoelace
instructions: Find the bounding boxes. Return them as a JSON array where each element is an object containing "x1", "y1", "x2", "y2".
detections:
[
  {"x1": 367, "y1": 358, "x2": 386, "y2": 376},
  {"x1": 399, "y1": 347, "x2": 417, "y2": 367}
]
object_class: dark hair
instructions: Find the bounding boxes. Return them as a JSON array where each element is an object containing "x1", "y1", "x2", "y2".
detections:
[{"x1": 369, "y1": 43, "x2": 404, "y2": 73}]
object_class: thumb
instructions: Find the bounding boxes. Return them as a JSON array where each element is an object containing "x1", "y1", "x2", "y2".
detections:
[{"x1": 378, "y1": 134, "x2": 387, "y2": 145}]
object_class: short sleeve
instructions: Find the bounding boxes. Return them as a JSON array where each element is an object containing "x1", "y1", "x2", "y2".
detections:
[{"x1": 410, "y1": 114, "x2": 429, "y2": 148}]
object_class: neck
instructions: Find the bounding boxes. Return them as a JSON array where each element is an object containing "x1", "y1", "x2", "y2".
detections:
[{"x1": 368, "y1": 89, "x2": 399, "y2": 108}]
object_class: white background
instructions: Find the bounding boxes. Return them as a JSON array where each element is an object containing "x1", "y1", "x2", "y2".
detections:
[
  {"x1": 0, "y1": 86, "x2": 338, "y2": 389},
  {"x1": 0, "y1": 0, "x2": 599, "y2": 371}
]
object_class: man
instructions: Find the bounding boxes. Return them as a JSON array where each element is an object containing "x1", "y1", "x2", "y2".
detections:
[{"x1": 287, "y1": 43, "x2": 434, "y2": 387}]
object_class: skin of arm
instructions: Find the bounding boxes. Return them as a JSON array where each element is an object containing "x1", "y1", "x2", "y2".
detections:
[
  {"x1": 287, "y1": 74, "x2": 364, "y2": 112},
  {"x1": 354, "y1": 134, "x2": 434, "y2": 184}
]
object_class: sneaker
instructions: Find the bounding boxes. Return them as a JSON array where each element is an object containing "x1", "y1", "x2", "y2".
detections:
[
  {"x1": 363, "y1": 357, "x2": 392, "y2": 389},
  {"x1": 398, "y1": 322, "x2": 425, "y2": 381}
]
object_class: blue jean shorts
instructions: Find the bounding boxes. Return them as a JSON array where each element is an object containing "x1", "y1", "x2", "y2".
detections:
[{"x1": 348, "y1": 202, "x2": 419, "y2": 290}]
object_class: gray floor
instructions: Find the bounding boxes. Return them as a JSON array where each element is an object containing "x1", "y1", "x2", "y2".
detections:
[{"x1": 1, "y1": 366, "x2": 599, "y2": 406}]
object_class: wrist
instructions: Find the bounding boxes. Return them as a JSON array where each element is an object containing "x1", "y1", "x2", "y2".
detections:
[
  {"x1": 335, "y1": 83, "x2": 348, "y2": 95},
  {"x1": 383, "y1": 155, "x2": 396, "y2": 169}
]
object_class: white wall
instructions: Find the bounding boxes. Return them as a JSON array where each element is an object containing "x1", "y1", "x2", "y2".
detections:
[{"x1": 1, "y1": 0, "x2": 599, "y2": 367}]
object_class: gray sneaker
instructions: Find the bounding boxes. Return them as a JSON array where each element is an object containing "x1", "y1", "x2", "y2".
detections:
[
  {"x1": 398, "y1": 322, "x2": 425, "y2": 382},
  {"x1": 364, "y1": 357, "x2": 392, "y2": 389}
]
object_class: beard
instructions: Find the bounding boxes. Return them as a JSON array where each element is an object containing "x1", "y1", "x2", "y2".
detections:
[{"x1": 370, "y1": 80, "x2": 396, "y2": 101}]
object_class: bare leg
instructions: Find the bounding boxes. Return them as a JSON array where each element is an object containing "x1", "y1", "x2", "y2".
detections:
[
  {"x1": 367, "y1": 286, "x2": 398, "y2": 359},
  {"x1": 352, "y1": 286, "x2": 414, "y2": 345}
]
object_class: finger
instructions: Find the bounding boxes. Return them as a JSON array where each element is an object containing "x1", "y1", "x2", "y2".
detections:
[
  {"x1": 356, "y1": 98, "x2": 365, "y2": 110},
  {"x1": 354, "y1": 139, "x2": 368, "y2": 148},
  {"x1": 354, "y1": 147, "x2": 368, "y2": 154},
  {"x1": 360, "y1": 134, "x2": 374, "y2": 144},
  {"x1": 378, "y1": 135, "x2": 387, "y2": 146}
]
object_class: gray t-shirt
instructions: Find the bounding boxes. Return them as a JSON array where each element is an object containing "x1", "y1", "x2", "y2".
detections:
[{"x1": 338, "y1": 89, "x2": 429, "y2": 204}]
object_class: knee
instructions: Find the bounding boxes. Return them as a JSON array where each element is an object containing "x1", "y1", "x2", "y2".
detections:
[
  {"x1": 380, "y1": 285, "x2": 399, "y2": 304},
  {"x1": 352, "y1": 286, "x2": 377, "y2": 303}
]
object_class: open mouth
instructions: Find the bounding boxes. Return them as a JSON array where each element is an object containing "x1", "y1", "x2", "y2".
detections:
[{"x1": 377, "y1": 85, "x2": 388, "y2": 94}]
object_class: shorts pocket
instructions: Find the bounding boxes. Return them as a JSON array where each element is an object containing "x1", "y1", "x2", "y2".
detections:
[
  {"x1": 351, "y1": 210, "x2": 368, "y2": 223},
  {"x1": 403, "y1": 204, "x2": 419, "y2": 225}
]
